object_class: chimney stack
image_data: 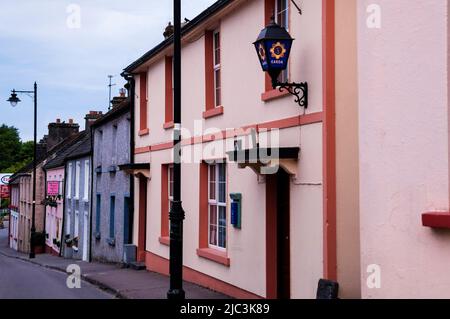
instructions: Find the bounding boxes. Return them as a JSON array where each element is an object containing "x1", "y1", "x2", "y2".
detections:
[
  {"x1": 110, "y1": 88, "x2": 128, "y2": 109},
  {"x1": 84, "y1": 111, "x2": 103, "y2": 130},
  {"x1": 47, "y1": 119, "x2": 80, "y2": 151}
]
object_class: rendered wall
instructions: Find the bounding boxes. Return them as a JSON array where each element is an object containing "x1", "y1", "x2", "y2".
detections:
[{"x1": 358, "y1": 0, "x2": 450, "y2": 298}]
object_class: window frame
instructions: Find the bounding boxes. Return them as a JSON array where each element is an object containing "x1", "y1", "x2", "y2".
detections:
[
  {"x1": 67, "y1": 163, "x2": 72, "y2": 199},
  {"x1": 207, "y1": 162, "x2": 227, "y2": 251},
  {"x1": 213, "y1": 30, "x2": 222, "y2": 108},
  {"x1": 95, "y1": 194, "x2": 101, "y2": 235},
  {"x1": 74, "y1": 161, "x2": 81, "y2": 200},
  {"x1": 74, "y1": 210, "x2": 79, "y2": 239},
  {"x1": 109, "y1": 195, "x2": 116, "y2": 239},
  {"x1": 83, "y1": 160, "x2": 90, "y2": 202}
]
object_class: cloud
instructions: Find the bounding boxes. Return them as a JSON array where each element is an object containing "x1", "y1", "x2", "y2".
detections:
[{"x1": 0, "y1": 0, "x2": 216, "y2": 141}]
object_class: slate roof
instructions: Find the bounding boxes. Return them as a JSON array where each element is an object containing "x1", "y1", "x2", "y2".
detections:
[
  {"x1": 65, "y1": 130, "x2": 92, "y2": 161},
  {"x1": 44, "y1": 131, "x2": 87, "y2": 170}
]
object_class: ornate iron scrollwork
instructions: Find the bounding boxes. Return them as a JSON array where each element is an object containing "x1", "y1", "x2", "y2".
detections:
[{"x1": 275, "y1": 81, "x2": 308, "y2": 108}]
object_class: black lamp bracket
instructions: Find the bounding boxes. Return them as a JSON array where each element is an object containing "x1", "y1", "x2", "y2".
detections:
[{"x1": 273, "y1": 81, "x2": 308, "y2": 108}]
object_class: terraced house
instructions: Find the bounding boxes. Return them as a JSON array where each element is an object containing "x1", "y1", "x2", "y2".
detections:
[
  {"x1": 91, "y1": 94, "x2": 133, "y2": 264},
  {"x1": 122, "y1": 0, "x2": 361, "y2": 299},
  {"x1": 62, "y1": 111, "x2": 102, "y2": 262}
]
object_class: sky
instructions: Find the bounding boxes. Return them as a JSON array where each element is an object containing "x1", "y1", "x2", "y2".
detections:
[{"x1": 0, "y1": 0, "x2": 216, "y2": 142}]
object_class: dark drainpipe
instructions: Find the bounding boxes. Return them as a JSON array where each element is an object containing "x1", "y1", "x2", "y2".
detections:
[
  {"x1": 122, "y1": 72, "x2": 135, "y2": 245},
  {"x1": 89, "y1": 126, "x2": 95, "y2": 262}
]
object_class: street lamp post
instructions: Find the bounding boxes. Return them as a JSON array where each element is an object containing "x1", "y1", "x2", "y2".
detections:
[
  {"x1": 167, "y1": 0, "x2": 186, "y2": 300},
  {"x1": 7, "y1": 82, "x2": 38, "y2": 259}
]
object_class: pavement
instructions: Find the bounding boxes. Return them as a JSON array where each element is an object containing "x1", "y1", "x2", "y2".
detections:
[{"x1": 0, "y1": 221, "x2": 230, "y2": 299}]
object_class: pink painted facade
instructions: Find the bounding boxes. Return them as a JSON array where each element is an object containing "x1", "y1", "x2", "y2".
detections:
[
  {"x1": 45, "y1": 167, "x2": 64, "y2": 255},
  {"x1": 126, "y1": 0, "x2": 361, "y2": 299},
  {"x1": 9, "y1": 183, "x2": 20, "y2": 251},
  {"x1": 358, "y1": 0, "x2": 450, "y2": 298}
]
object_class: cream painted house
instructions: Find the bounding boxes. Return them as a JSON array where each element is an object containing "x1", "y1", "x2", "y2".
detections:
[{"x1": 122, "y1": 0, "x2": 361, "y2": 299}]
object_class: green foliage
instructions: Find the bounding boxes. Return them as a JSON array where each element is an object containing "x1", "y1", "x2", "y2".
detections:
[
  {"x1": 0, "y1": 124, "x2": 33, "y2": 173},
  {"x1": 0, "y1": 198, "x2": 10, "y2": 209}
]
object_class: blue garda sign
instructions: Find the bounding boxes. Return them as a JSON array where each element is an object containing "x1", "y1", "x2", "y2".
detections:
[{"x1": 267, "y1": 40, "x2": 291, "y2": 70}]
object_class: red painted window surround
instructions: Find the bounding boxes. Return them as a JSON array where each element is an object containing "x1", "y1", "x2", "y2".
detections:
[
  {"x1": 204, "y1": 30, "x2": 224, "y2": 119},
  {"x1": 160, "y1": 164, "x2": 169, "y2": 245},
  {"x1": 139, "y1": 73, "x2": 149, "y2": 134},
  {"x1": 422, "y1": 212, "x2": 450, "y2": 229},
  {"x1": 164, "y1": 56, "x2": 174, "y2": 129},
  {"x1": 198, "y1": 162, "x2": 230, "y2": 266}
]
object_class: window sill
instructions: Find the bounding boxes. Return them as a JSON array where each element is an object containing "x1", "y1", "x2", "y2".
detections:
[
  {"x1": 159, "y1": 236, "x2": 170, "y2": 246},
  {"x1": 139, "y1": 129, "x2": 150, "y2": 136},
  {"x1": 422, "y1": 212, "x2": 450, "y2": 229},
  {"x1": 163, "y1": 121, "x2": 174, "y2": 130},
  {"x1": 203, "y1": 106, "x2": 224, "y2": 119},
  {"x1": 261, "y1": 88, "x2": 290, "y2": 102},
  {"x1": 197, "y1": 248, "x2": 230, "y2": 267}
]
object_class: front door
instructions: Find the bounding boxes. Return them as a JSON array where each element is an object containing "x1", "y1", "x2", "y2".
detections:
[
  {"x1": 138, "y1": 176, "x2": 147, "y2": 262},
  {"x1": 266, "y1": 168, "x2": 291, "y2": 299}
]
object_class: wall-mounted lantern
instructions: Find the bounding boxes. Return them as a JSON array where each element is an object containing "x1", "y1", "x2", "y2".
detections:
[{"x1": 254, "y1": 17, "x2": 308, "y2": 108}]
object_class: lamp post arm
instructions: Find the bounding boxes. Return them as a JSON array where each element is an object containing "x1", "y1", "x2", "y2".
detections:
[{"x1": 14, "y1": 90, "x2": 35, "y2": 94}]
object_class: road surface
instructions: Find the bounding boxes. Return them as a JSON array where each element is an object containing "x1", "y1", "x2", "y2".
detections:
[{"x1": 0, "y1": 222, "x2": 113, "y2": 299}]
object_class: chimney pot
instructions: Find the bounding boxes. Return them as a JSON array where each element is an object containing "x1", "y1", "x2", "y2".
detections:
[
  {"x1": 56, "y1": 119, "x2": 61, "y2": 123},
  {"x1": 164, "y1": 22, "x2": 174, "y2": 39},
  {"x1": 69, "y1": 119, "x2": 74, "y2": 124}
]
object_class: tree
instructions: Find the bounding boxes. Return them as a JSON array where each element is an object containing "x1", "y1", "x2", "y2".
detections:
[
  {"x1": 0, "y1": 125, "x2": 21, "y2": 172},
  {"x1": 0, "y1": 124, "x2": 34, "y2": 173}
]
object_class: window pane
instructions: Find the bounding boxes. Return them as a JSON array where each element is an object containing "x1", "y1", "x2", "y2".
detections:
[
  {"x1": 209, "y1": 225, "x2": 217, "y2": 246},
  {"x1": 276, "y1": 0, "x2": 288, "y2": 29},
  {"x1": 218, "y1": 226, "x2": 226, "y2": 248},
  {"x1": 209, "y1": 205, "x2": 217, "y2": 225},
  {"x1": 215, "y1": 69, "x2": 221, "y2": 106},
  {"x1": 218, "y1": 164, "x2": 226, "y2": 203},
  {"x1": 214, "y1": 32, "x2": 220, "y2": 65},
  {"x1": 209, "y1": 165, "x2": 216, "y2": 200},
  {"x1": 219, "y1": 206, "x2": 226, "y2": 227}
]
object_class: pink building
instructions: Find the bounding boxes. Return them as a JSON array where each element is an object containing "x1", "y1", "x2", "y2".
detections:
[
  {"x1": 8, "y1": 180, "x2": 19, "y2": 251},
  {"x1": 123, "y1": 0, "x2": 361, "y2": 299},
  {"x1": 43, "y1": 167, "x2": 65, "y2": 255},
  {"x1": 357, "y1": 0, "x2": 450, "y2": 298}
]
